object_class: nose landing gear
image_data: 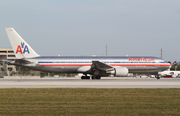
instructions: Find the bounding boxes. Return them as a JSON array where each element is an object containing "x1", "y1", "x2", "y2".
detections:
[{"x1": 156, "y1": 75, "x2": 160, "y2": 79}]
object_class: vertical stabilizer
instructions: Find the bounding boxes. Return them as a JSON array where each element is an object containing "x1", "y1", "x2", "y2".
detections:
[{"x1": 5, "y1": 28, "x2": 40, "y2": 59}]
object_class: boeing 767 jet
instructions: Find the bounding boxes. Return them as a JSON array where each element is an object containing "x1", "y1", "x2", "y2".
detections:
[{"x1": 4, "y1": 28, "x2": 171, "y2": 79}]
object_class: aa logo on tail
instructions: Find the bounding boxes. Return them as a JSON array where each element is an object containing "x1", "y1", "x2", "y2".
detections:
[{"x1": 16, "y1": 42, "x2": 30, "y2": 54}]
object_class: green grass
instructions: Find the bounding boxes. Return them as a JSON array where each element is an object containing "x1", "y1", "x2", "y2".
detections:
[{"x1": 0, "y1": 88, "x2": 180, "y2": 116}]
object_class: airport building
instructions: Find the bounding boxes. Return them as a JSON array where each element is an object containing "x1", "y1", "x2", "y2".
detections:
[
  {"x1": 0, "y1": 48, "x2": 16, "y2": 71},
  {"x1": 0, "y1": 48, "x2": 41, "y2": 78}
]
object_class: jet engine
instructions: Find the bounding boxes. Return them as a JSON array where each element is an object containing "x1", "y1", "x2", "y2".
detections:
[{"x1": 108, "y1": 67, "x2": 129, "y2": 77}]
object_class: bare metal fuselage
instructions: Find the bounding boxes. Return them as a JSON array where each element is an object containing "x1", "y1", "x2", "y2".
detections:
[
  {"x1": 16, "y1": 56, "x2": 171, "y2": 75},
  {"x1": 5, "y1": 28, "x2": 171, "y2": 79}
]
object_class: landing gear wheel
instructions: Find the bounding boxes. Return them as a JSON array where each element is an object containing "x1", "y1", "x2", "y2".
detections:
[
  {"x1": 81, "y1": 76, "x2": 90, "y2": 79},
  {"x1": 91, "y1": 76, "x2": 96, "y2": 79},
  {"x1": 81, "y1": 76, "x2": 85, "y2": 79},
  {"x1": 157, "y1": 76, "x2": 160, "y2": 79},
  {"x1": 97, "y1": 76, "x2": 101, "y2": 79},
  {"x1": 91, "y1": 76, "x2": 101, "y2": 79},
  {"x1": 86, "y1": 76, "x2": 90, "y2": 79},
  {"x1": 155, "y1": 75, "x2": 160, "y2": 79}
]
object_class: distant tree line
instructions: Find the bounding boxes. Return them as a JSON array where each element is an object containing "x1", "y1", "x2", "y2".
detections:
[{"x1": 168, "y1": 61, "x2": 180, "y2": 71}]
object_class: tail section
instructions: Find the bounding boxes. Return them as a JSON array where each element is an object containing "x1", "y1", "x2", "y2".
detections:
[{"x1": 5, "y1": 28, "x2": 40, "y2": 59}]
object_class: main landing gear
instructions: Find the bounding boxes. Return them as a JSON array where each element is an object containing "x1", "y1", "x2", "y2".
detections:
[
  {"x1": 156, "y1": 75, "x2": 160, "y2": 79},
  {"x1": 81, "y1": 76, "x2": 90, "y2": 79},
  {"x1": 91, "y1": 75, "x2": 101, "y2": 79},
  {"x1": 81, "y1": 75, "x2": 101, "y2": 79}
]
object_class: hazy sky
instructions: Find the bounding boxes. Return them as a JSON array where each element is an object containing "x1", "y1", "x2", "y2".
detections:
[{"x1": 1, "y1": 0, "x2": 180, "y2": 62}]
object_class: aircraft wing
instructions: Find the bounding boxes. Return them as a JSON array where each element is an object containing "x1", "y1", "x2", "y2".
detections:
[{"x1": 91, "y1": 61, "x2": 114, "y2": 71}]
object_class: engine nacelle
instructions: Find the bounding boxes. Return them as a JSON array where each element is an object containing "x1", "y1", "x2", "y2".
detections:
[{"x1": 110, "y1": 67, "x2": 129, "y2": 77}]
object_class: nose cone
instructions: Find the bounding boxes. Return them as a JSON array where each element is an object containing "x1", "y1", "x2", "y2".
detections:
[
  {"x1": 169, "y1": 65, "x2": 172, "y2": 69},
  {"x1": 168, "y1": 63, "x2": 172, "y2": 69}
]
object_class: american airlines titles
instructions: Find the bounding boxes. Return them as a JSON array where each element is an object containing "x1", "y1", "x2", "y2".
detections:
[{"x1": 129, "y1": 57, "x2": 155, "y2": 62}]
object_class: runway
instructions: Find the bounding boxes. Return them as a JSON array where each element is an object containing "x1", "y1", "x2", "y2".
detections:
[{"x1": 0, "y1": 77, "x2": 180, "y2": 88}]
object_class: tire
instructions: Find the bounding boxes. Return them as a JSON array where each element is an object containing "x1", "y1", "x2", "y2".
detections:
[
  {"x1": 81, "y1": 76, "x2": 90, "y2": 79},
  {"x1": 86, "y1": 76, "x2": 90, "y2": 79},
  {"x1": 81, "y1": 76, "x2": 85, "y2": 79},
  {"x1": 91, "y1": 76, "x2": 96, "y2": 79},
  {"x1": 97, "y1": 76, "x2": 101, "y2": 79},
  {"x1": 91, "y1": 76, "x2": 101, "y2": 79},
  {"x1": 157, "y1": 76, "x2": 160, "y2": 79}
]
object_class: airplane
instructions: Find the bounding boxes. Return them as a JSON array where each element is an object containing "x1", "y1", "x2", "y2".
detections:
[
  {"x1": 4, "y1": 28, "x2": 171, "y2": 79},
  {"x1": 159, "y1": 71, "x2": 180, "y2": 78}
]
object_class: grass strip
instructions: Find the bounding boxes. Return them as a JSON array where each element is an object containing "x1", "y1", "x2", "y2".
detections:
[{"x1": 0, "y1": 88, "x2": 179, "y2": 116}]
